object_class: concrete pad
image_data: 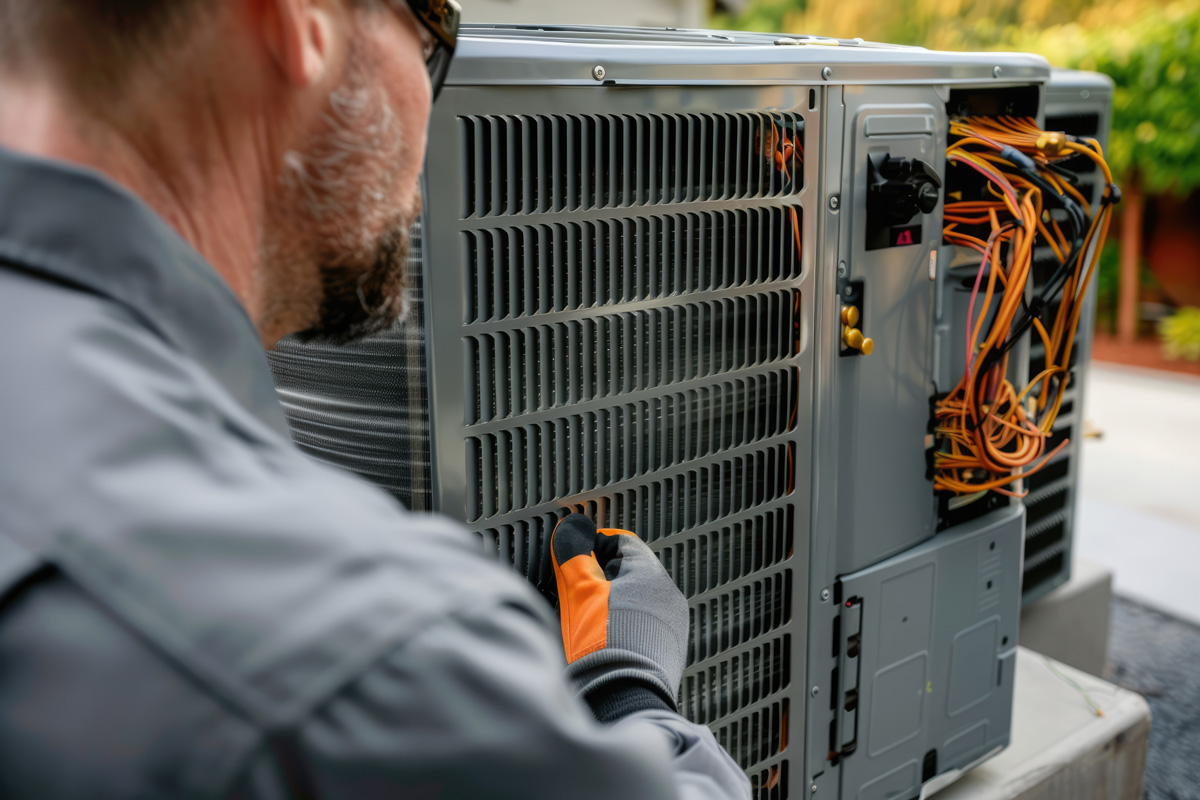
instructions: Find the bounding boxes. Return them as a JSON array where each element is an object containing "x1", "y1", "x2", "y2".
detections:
[
  {"x1": 928, "y1": 647, "x2": 1150, "y2": 800},
  {"x1": 1019, "y1": 557, "x2": 1112, "y2": 676}
]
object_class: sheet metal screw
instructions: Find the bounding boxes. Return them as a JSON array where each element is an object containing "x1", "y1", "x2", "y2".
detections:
[
  {"x1": 844, "y1": 285, "x2": 854, "y2": 297},
  {"x1": 811, "y1": 785, "x2": 818, "y2": 794},
  {"x1": 821, "y1": 66, "x2": 833, "y2": 80},
  {"x1": 821, "y1": 587, "x2": 831, "y2": 601},
  {"x1": 829, "y1": 195, "x2": 840, "y2": 211},
  {"x1": 592, "y1": 65, "x2": 606, "y2": 81},
  {"x1": 993, "y1": 65, "x2": 1002, "y2": 78},
  {"x1": 811, "y1": 685, "x2": 820, "y2": 697},
  {"x1": 1081, "y1": 89, "x2": 1091, "y2": 99},
  {"x1": 836, "y1": 262, "x2": 847, "y2": 279}
]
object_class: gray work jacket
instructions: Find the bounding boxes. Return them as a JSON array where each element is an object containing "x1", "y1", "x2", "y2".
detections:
[{"x1": 0, "y1": 147, "x2": 750, "y2": 800}]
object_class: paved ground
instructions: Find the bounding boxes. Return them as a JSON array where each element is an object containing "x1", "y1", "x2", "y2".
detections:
[
  {"x1": 1075, "y1": 362, "x2": 1200, "y2": 797},
  {"x1": 1108, "y1": 596, "x2": 1200, "y2": 800},
  {"x1": 1077, "y1": 363, "x2": 1200, "y2": 623}
]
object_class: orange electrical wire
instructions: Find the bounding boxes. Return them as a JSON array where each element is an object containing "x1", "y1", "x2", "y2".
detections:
[{"x1": 935, "y1": 116, "x2": 1117, "y2": 497}]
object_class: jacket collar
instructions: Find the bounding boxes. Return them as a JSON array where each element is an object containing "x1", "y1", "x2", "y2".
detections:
[{"x1": 0, "y1": 145, "x2": 289, "y2": 436}]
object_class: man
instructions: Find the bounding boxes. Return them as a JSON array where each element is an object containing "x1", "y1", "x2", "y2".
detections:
[{"x1": 0, "y1": 1, "x2": 750, "y2": 798}]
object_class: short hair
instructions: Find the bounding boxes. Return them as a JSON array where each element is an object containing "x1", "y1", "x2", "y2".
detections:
[{"x1": 0, "y1": 0, "x2": 206, "y2": 100}]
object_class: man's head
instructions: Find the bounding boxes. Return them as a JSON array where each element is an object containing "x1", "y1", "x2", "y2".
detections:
[{"x1": 0, "y1": 0, "x2": 457, "y2": 345}]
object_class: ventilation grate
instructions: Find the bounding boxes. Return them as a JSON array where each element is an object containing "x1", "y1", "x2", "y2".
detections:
[
  {"x1": 1024, "y1": 514, "x2": 1067, "y2": 561},
  {"x1": 1044, "y1": 112, "x2": 1101, "y2": 137},
  {"x1": 662, "y1": 506, "x2": 795, "y2": 599},
  {"x1": 461, "y1": 112, "x2": 804, "y2": 217},
  {"x1": 531, "y1": 444, "x2": 794, "y2": 540},
  {"x1": 465, "y1": 207, "x2": 802, "y2": 323},
  {"x1": 268, "y1": 223, "x2": 432, "y2": 510},
  {"x1": 458, "y1": 101, "x2": 808, "y2": 789},
  {"x1": 690, "y1": 570, "x2": 793, "y2": 664},
  {"x1": 467, "y1": 290, "x2": 799, "y2": 425},
  {"x1": 716, "y1": 699, "x2": 790, "y2": 771},
  {"x1": 467, "y1": 371, "x2": 798, "y2": 519},
  {"x1": 682, "y1": 634, "x2": 792, "y2": 725},
  {"x1": 750, "y1": 761, "x2": 790, "y2": 800},
  {"x1": 474, "y1": 512, "x2": 559, "y2": 588}
]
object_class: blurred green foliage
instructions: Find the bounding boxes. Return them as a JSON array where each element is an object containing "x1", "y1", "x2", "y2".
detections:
[
  {"x1": 1022, "y1": 1, "x2": 1200, "y2": 193},
  {"x1": 1160, "y1": 306, "x2": 1200, "y2": 359},
  {"x1": 713, "y1": 0, "x2": 1200, "y2": 193}
]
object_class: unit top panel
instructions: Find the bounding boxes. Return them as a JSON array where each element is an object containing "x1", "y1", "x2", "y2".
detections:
[{"x1": 447, "y1": 24, "x2": 1051, "y2": 88}]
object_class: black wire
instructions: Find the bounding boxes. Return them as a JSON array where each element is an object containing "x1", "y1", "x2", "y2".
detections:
[{"x1": 994, "y1": 164, "x2": 1089, "y2": 355}]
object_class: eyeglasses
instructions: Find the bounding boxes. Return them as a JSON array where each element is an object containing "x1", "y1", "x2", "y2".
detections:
[{"x1": 406, "y1": 0, "x2": 461, "y2": 101}]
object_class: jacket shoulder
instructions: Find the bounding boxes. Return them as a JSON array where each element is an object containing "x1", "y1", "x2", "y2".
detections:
[{"x1": 0, "y1": 268, "x2": 548, "y2": 730}]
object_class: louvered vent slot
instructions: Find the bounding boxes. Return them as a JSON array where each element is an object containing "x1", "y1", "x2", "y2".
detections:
[
  {"x1": 1024, "y1": 550, "x2": 1066, "y2": 593},
  {"x1": 681, "y1": 635, "x2": 791, "y2": 725},
  {"x1": 1025, "y1": 484, "x2": 1069, "y2": 526},
  {"x1": 1044, "y1": 112, "x2": 1101, "y2": 137},
  {"x1": 716, "y1": 699, "x2": 790, "y2": 771},
  {"x1": 1026, "y1": 458, "x2": 1070, "y2": 493},
  {"x1": 465, "y1": 207, "x2": 801, "y2": 323},
  {"x1": 690, "y1": 570, "x2": 793, "y2": 664},
  {"x1": 598, "y1": 445, "x2": 793, "y2": 541},
  {"x1": 467, "y1": 371, "x2": 798, "y2": 519},
  {"x1": 461, "y1": 112, "x2": 804, "y2": 217},
  {"x1": 467, "y1": 291, "x2": 797, "y2": 425},
  {"x1": 662, "y1": 506, "x2": 795, "y2": 599},
  {"x1": 475, "y1": 512, "x2": 559, "y2": 586},
  {"x1": 750, "y1": 761, "x2": 789, "y2": 800},
  {"x1": 1025, "y1": 515, "x2": 1067, "y2": 560}
]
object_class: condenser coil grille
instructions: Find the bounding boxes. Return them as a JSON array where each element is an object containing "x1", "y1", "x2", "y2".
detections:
[
  {"x1": 268, "y1": 224, "x2": 432, "y2": 511},
  {"x1": 461, "y1": 111, "x2": 804, "y2": 217},
  {"x1": 456, "y1": 102, "x2": 810, "y2": 789},
  {"x1": 465, "y1": 207, "x2": 802, "y2": 323}
]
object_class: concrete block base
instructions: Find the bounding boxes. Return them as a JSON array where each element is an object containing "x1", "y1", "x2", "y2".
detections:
[
  {"x1": 928, "y1": 647, "x2": 1149, "y2": 800},
  {"x1": 1020, "y1": 557, "x2": 1113, "y2": 676}
]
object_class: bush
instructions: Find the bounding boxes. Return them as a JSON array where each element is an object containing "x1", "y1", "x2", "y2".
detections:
[{"x1": 1161, "y1": 307, "x2": 1200, "y2": 360}]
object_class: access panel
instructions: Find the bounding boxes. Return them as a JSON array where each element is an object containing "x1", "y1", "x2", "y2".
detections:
[{"x1": 835, "y1": 505, "x2": 1023, "y2": 800}]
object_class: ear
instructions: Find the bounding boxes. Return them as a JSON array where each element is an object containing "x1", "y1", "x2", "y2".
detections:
[{"x1": 260, "y1": 0, "x2": 340, "y2": 87}]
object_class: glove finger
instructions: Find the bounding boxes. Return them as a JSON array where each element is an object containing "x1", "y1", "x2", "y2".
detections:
[
  {"x1": 552, "y1": 514, "x2": 611, "y2": 663},
  {"x1": 551, "y1": 513, "x2": 599, "y2": 570},
  {"x1": 594, "y1": 528, "x2": 639, "y2": 580}
]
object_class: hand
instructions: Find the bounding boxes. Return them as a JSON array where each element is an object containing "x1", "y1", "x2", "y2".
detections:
[{"x1": 549, "y1": 514, "x2": 690, "y2": 722}]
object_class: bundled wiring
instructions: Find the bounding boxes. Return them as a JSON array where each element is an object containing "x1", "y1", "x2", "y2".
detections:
[{"x1": 935, "y1": 116, "x2": 1117, "y2": 497}]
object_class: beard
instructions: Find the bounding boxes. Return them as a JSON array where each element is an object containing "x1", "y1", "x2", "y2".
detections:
[{"x1": 261, "y1": 41, "x2": 422, "y2": 346}]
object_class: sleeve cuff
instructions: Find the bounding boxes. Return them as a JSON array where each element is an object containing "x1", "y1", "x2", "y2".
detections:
[{"x1": 583, "y1": 678, "x2": 676, "y2": 724}]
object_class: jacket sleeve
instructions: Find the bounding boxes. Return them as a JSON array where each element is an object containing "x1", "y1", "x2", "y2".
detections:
[{"x1": 224, "y1": 597, "x2": 750, "y2": 800}]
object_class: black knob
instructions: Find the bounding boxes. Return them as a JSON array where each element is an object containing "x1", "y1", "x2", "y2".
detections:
[{"x1": 867, "y1": 154, "x2": 943, "y2": 226}]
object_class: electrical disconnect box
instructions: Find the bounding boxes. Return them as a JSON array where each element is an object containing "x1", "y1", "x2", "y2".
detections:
[{"x1": 268, "y1": 28, "x2": 1113, "y2": 800}]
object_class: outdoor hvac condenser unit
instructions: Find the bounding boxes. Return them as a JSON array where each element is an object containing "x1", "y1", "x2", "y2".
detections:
[{"x1": 268, "y1": 29, "x2": 1111, "y2": 800}]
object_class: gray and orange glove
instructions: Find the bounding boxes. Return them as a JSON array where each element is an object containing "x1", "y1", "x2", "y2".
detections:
[{"x1": 550, "y1": 513, "x2": 690, "y2": 723}]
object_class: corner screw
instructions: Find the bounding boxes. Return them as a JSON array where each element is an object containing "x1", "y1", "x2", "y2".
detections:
[
  {"x1": 821, "y1": 66, "x2": 833, "y2": 80},
  {"x1": 811, "y1": 785, "x2": 819, "y2": 794},
  {"x1": 829, "y1": 195, "x2": 840, "y2": 211},
  {"x1": 592, "y1": 65, "x2": 606, "y2": 81},
  {"x1": 836, "y1": 262, "x2": 847, "y2": 279},
  {"x1": 821, "y1": 587, "x2": 832, "y2": 601},
  {"x1": 811, "y1": 685, "x2": 820, "y2": 697},
  {"x1": 993, "y1": 65, "x2": 1002, "y2": 78}
]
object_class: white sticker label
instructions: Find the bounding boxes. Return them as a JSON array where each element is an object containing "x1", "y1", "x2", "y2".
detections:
[{"x1": 929, "y1": 250, "x2": 938, "y2": 281}]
